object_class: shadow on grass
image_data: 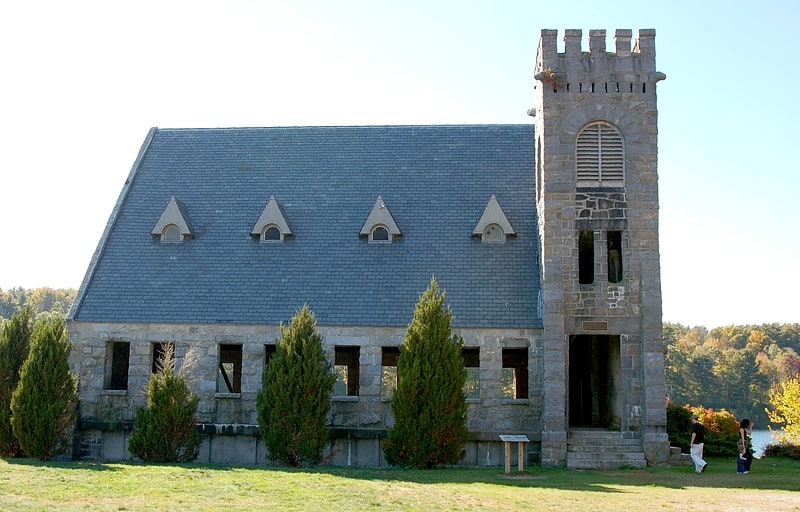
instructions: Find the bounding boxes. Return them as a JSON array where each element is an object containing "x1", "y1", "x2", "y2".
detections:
[
  {"x1": 4, "y1": 455, "x2": 797, "y2": 493},
  {"x1": 4, "y1": 457, "x2": 121, "y2": 471}
]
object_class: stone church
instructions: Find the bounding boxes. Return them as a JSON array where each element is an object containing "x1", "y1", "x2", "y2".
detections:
[{"x1": 67, "y1": 29, "x2": 669, "y2": 468}]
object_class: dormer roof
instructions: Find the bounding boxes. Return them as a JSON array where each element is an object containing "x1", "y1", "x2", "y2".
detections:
[
  {"x1": 251, "y1": 195, "x2": 292, "y2": 237},
  {"x1": 151, "y1": 196, "x2": 192, "y2": 237},
  {"x1": 360, "y1": 196, "x2": 401, "y2": 238},
  {"x1": 472, "y1": 195, "x2": 515, "y2": 237}
]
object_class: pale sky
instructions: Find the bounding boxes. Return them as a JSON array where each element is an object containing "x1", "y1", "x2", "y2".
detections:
[{"x1": 1, "y1": 0, "x2": 797, "y2": 329}]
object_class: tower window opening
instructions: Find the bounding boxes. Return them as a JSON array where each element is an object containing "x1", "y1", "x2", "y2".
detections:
[
  {"x1": 579, "y1": 230, "x2": 595, "y2": 285},
  {"x1": 607, "y1": 231, "x2": 623, "y2": 284}
]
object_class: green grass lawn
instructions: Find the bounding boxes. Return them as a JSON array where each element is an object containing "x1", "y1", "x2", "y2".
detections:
[{"x1": 0, "y1": 456, "x2": 797, "y2": 511}]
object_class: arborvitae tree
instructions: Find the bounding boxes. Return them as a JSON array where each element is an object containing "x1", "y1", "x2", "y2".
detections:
[
  {"x1": 257, "y1": 304, "x2": 336, "y2": 466},
  {"x1": 383, "y1": 277, "x2": 468, "y2": 468},
  {"x1": 10, "y1": 316, "x2": 78, "y2": 460},
  {"x1": 128, "y1": 344, "x2": 201, "y2": 462},
  {"x1": 0, "y1": 308, "x2": 33, "y2": 457}
]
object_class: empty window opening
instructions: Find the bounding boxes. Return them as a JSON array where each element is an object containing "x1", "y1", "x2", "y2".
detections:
[
  {"x1": 579, "y1": 230, "x2": 595, "y2": 285},
  {"x1": 381, "y1": 347, "x2": 400, "y2": 398},
  {"x1": 370, "y1": 226, "x2": 389, "y2": 242},
  {"x1": 104, "y1": 341, "x2": 130, "y2": 391},
  {"x1": 607, "y1": 231, "x2": 623, "y2": 284},
  {"x1": 334, "y1": 346, "x2": 360, "y2": 396},
  {"x1": 462, "y1": 347, "x2": 480, "y2": 399},
  {"x1": 263, "y1": 225, "x2": 281, "y2": 242},
  {"x1": 218, "y1": 344, "x2": 242, "y2": 393},
  {"x1": 152, "y1": 342, "x2": 175, "y2": 374},
  {"x1": 264, "y1": 344, "x2": 276, "y2": 368},
  {"x1": 501, "y1": 348, "x2": 528, "y2": 399}
]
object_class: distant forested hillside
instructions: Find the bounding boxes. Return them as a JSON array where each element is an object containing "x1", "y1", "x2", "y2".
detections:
[
  {"x1": 0, "y1": 287, "x2": 76, "y2": 320},
  {"x1": 664, "y1": 322, "x2": 800, "y2": 426}
]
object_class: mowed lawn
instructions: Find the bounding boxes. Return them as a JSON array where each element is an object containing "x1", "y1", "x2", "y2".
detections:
[{"x1": 0, "y1": 456, "x2": 798, "y2": 511}]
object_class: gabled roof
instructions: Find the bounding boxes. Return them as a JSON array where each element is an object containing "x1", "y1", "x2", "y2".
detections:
[{"x1": 70, "y1": 124, "x2": 541, "y2": 328}]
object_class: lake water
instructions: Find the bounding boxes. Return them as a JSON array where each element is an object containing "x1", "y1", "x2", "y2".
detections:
[{"x1": 749, "y1": 429, "x2": 773, "y2": 456}]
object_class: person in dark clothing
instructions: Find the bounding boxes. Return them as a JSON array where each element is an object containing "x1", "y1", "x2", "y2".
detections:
[
  {"x1": 737, "y1": 418, "x2": 754, "y2": 474},
  {"x1": 690, "y1": 414, "x2": 708, "y2": 473}
]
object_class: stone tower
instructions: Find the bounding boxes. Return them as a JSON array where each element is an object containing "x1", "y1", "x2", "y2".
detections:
[{"x1": 532, "y1": 29, "x2": 669, "y2": 467}]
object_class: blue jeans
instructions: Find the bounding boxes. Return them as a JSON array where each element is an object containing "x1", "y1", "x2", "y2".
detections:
[{"x1": 737, "y1": 449, "x2": 753, "y2": 473}]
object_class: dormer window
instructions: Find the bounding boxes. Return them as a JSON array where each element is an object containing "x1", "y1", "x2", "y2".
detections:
[
  {"x1": 472, "y1": 195, "x2": 515, "y2": 243},
  {"x1": 251, "y1": 196, "x2": 292, "y2": 243},
  {"x1": 151, "y1": 197, "x2": 192, "y2": 243},
  {"x1": 370, "y1": 225, "x2": 390, "y2": 242},
  {"x1": 482, "y1": 224, "x2": 504, "y2": 242},
  {"x1": 360, "y1": 196, "x2": 401, "y2": 243},
  {"x1": 161, "y1": 224, "x2": 183, "y2": 243},
  {"x1": 263, "y1": 225, "x2": 282, "y2": 242}
]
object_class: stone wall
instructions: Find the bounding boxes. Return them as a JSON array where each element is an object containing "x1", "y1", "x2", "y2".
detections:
[{"x1": 68, "y1": 320, "x2": 543, "y2": 466}]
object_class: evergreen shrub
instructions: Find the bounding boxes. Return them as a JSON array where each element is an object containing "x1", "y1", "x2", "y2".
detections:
[
  {"x1": 10, "y1": 316, "x2": 78, "y2": 460},
  {"x1": 383, "y1": 278, "x2": 468, "y2": 468},
  {"x1": 0, "y1": 308, "x2": 33, "y2": 457},
  {"x1": 128, "y1": 344, "x2": 201, "y2": 462},
  {"x1": 257, "y1": 304, "x2": 336, "y2": 466}
]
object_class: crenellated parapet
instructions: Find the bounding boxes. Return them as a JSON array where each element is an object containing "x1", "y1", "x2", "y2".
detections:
[{"x1": 534, "y1": 29, "x2": 666, "y2": 94}]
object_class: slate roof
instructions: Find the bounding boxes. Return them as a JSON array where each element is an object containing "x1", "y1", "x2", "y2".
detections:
[{"x1": 70, "y1": 125, "x2": 542, "y2": 328}]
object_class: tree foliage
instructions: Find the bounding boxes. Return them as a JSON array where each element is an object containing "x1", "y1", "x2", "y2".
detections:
[
  {"x1": 664, "y1": 322, "x2": 800, "y2": 426},
  {"x1": 257, "y1": 304, "x2": 336, "y2": 466},
  {"x1": 10, "y1": 316, "x2": 78, "y2": 460},
  {"x1": 128, "y1": 344, "x2": 201, "y2": 462},
  {"x1": 383, "y1": 278, "x2": 468, "y2": 468},
  {"x1": 666, "y1": 402, "x2": 739, "y2": 456},
  {"x1": 0, "y1": 287, "x2": 76, "y2": 321},
  {"x1": 0, "y1": 308, "x2": 33, "y2": 457},
  {"x1": 765, "y1": 375, "x2": 800, "y2": 447}
]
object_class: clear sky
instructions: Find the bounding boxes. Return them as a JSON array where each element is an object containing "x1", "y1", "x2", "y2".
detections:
[{"x1": 1, "y1": 0, "x2": 797, "y2": 329}]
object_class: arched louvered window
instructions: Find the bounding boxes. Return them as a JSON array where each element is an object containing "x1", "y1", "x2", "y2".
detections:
[{"x1": 576, "y1": 121, "x2": 624, "y2": 187}]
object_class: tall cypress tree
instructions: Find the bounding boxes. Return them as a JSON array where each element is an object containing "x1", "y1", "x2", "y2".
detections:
[
  {"x1": 384, "y1": 277, "x2": 468, "y2": 468},
  {"x1": 10, "y1": 316, "x2": 78, "y2": 460},
  {"x1": 0, "y1": 308, "x2": 33, "y2": 457},
  {"x1": 257, "y1": 304, "x2": 336, "y2": 466}
]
